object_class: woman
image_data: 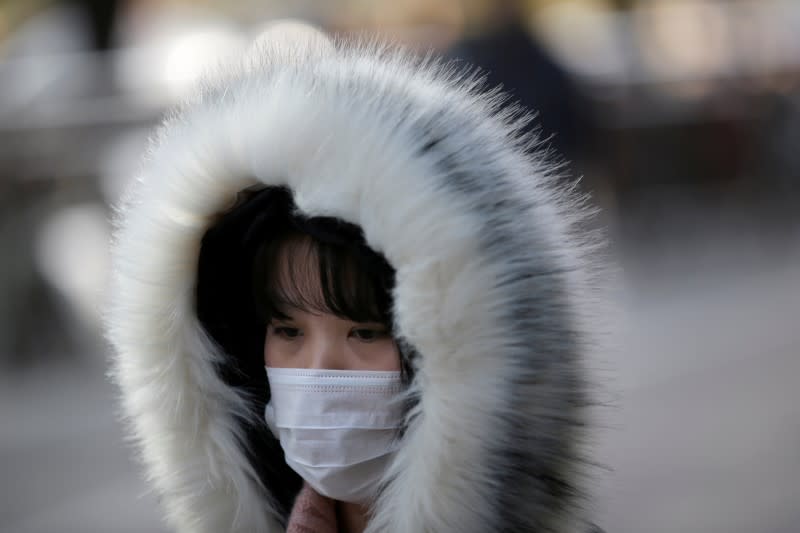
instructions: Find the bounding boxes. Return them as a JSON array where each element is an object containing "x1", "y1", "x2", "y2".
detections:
[
  {"x1": 106, "y1": 25, "x2": 607, "y2": 533},
  {"x1": 242, "y1": 186, "x2": 411, "y2": 531}
]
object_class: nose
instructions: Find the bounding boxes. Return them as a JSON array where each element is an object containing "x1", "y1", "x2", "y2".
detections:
[{"x1": 305, "y1": 334, "x2": 347, "y2": 370}]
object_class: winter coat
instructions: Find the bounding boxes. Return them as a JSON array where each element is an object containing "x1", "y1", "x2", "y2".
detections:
[{"x1": 106, "y1": 25, "x2": 607, "y2": 533}]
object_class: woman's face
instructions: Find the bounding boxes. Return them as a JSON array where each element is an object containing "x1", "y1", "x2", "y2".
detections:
[{"x1": 263, "y1": 238, "x2": 400, "y2": 372}]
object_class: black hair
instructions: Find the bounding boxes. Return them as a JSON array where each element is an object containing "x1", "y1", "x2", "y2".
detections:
[{"x1": 195, "y1": 186, "x2": 414, "y2": 521}]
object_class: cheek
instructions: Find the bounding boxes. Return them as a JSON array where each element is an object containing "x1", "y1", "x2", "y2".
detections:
[
  {"x1": 263, "y1": 334, "x2": 284, "y2": 368},
  {"x1": 263, "y1": 336, "x2": 271, "y2": 366},
  {"x1": 371, "y1": 340, "x2": 401, "y2": 371}
]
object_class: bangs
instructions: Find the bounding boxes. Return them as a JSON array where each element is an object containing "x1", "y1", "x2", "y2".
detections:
[{"x1": 254, "y1": 224, "x2": 395, "y2": 325}]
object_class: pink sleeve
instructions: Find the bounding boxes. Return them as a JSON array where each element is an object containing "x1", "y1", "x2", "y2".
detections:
[{"x1": 286, "y1": 482, "x2": 338, "y2": 533}]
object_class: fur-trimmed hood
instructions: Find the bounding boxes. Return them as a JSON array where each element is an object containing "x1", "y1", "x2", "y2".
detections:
[{"x1": 106, "y1": 26, "x2": 605, "y2": 533}]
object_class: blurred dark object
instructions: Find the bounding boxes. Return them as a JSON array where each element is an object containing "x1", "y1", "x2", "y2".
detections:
[
  {"x1": 754, "y1": 90, "x2": 800, "y2": 199},
  {"x1": 65, "y1": 0, "x2": 121, "y2": 50},
  {"x1": 447, "y1": 19, "x2": 589, "y2": 163}
]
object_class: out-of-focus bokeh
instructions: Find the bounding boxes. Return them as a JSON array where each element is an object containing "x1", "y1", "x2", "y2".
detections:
[{"x1": 1, "y1": 1, "x2": 797, "y2": 532}]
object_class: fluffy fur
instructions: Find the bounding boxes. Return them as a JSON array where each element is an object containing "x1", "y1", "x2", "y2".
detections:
[{"x1": 106, "y1": 28, "x2": 605, "y2": 533}]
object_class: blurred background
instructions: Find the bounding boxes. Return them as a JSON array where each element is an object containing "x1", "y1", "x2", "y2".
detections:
[{"x1": 0, "y1": 1, "x2": 797, "y2": 532}]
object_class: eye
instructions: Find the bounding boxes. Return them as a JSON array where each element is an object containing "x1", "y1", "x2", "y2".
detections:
[
  {"x1": 272, "y1": 326, "x2": 301, "y2": 340},
  {"x1": 350, "y1": 327, "x2": 388, "y2": 342}
]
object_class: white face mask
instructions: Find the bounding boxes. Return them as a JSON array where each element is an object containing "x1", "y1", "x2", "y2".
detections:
[{"x1": 264, "y1": 367, "x2": 405, "y2": 504}]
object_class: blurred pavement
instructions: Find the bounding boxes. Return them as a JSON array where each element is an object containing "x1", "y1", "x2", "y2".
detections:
[
  {"x1": 0, "y1": 357, "x2": 168, "y2": 533},
  {"x1": 594, "y1": 213, "x2": 800, "y2": 533}
]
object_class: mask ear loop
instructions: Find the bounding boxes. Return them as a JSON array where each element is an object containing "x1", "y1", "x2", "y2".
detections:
[{"x1": 264, "y1": 399, "x2": 279, "y2": 437}]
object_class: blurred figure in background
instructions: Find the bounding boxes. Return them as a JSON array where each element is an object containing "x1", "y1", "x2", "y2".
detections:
[{"x1": 447, "y1": 0, "x2": 590, "y2": 163}]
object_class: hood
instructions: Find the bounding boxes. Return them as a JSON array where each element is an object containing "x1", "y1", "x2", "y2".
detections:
[{"x1": 106, "y1": 27, "x2": 604, "y2": 533}]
